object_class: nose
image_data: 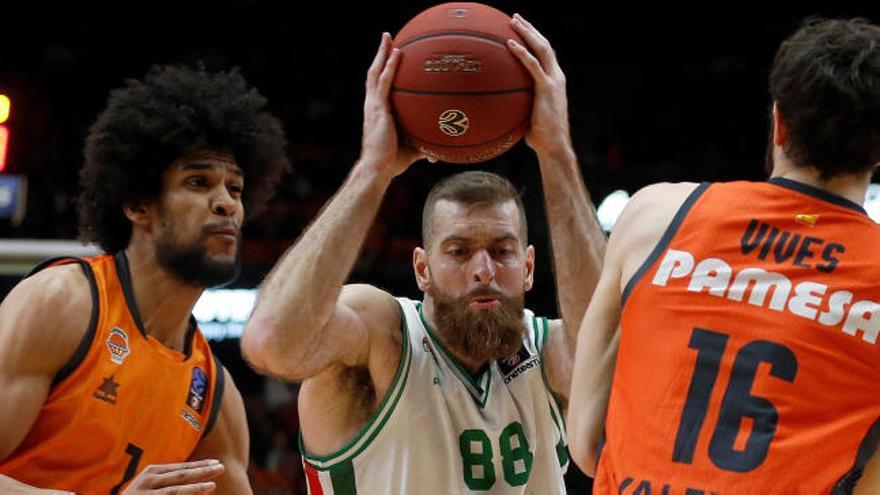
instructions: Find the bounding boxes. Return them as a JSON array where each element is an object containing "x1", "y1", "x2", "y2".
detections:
[
  {"x1": 211, "y1": 186, "x2": 239, "y2": 218},
  {"x1": 470, "y1": 249, "x2": 496, "y2": 286}
]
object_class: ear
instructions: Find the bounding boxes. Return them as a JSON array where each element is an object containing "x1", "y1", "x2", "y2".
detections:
[
  {"x1": 123, "y1": 200, "x2": 153, "y2": 228},
  {"x1": 772, "y1": 102, "x2": 789, "y2": 147},
  {"x1": 413, "y1": 247, "x2": 432, "y2": 292},
  {"x1": 524, "y1": 244, "x2": 535, "y2": 292}
]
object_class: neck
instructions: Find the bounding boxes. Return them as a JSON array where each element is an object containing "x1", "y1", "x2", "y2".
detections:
[
  {"x1": 422, "y1": 295, "x2": 487, "y2": 376},
  {"x1": 123, "y1": 242, "x2": 203, "y2": 352},
  {"x1": 770, "y1": 155, "x2": 872, "y2": 206}
]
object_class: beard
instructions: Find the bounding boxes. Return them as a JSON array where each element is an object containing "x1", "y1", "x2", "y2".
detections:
[
  {"x1": 154, "y1": 213, "x2": 241, "y2": 288},
  {"x1": 429, "y1": 285, "x2": 526, "y2": 364}
]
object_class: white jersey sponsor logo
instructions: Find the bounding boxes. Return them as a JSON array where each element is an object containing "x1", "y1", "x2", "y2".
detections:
[{"x1": 653, "y1": 248, "x2": 880, "y2": 344}]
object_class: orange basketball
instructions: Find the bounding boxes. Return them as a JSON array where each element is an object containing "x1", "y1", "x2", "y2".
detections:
[{"x1": 391, "y1": 2, "x2": 533, "y2": 164}]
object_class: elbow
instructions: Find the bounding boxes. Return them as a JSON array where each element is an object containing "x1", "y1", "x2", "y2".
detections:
[
  {"x1": 568, "y1": 434, "x2": 598, "y2": 478},
  {"x1": 566, "y1": 409, "x2": 600, "y2": 477},
  {"x1": 240, "y1": 320, "x2": 269, "y2": 372},
  {"x1": 241, "y1": 316, "x2": 317, "y2": 382},
  {"x1": 240, "y1": 317, "x2": 285, "y2": 376}
]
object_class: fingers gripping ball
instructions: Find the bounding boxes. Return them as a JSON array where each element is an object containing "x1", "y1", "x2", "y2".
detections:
[{"x1": 391, "y1": 2, "x2": 533, "y2": 164}]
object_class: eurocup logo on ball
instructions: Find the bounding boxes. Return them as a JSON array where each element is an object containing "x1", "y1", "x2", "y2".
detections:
[{"x1": 439, "y1": 109, "x2": 469, "y2": 136}]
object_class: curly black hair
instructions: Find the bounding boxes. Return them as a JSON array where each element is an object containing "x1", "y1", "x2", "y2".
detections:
[
  {"x1": 770, "y1": 18, "x2": 880, "y2": 179},
  {"x1": 78, "y1": 64, "x2": 290, "y2": 253}
]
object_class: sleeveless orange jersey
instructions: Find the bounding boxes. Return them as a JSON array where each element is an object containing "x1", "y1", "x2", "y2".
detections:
[
  {"x1": 0, "y1": 253, "x2": 225, "y2": 494},
  {"x1": 595, "y1": 178, "x2": 880, "y2": 494}
]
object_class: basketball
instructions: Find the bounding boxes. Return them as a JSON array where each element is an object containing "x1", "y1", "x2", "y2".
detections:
[{"x1": 391, "y1": 2, "x2": 533, "y2": 164}]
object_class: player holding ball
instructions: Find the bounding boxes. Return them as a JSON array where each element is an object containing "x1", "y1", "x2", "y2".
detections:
[{"x1": 242, "y1": 5, "x2": 605, "y2": 494}]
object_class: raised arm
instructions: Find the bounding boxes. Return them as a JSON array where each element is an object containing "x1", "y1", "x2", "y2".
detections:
[
  {"x1": 508, "y1": 14, "x2": 606, "y2": 404},
  {"x1": 567, "y1": 182, "x2": 698, "y2": 475},
  {"x1": 564, "y1": 234, "x2": 623, "y2": 477},
  {"x1": 240, "y1": 33, "x2": 425, "y2": 382}
]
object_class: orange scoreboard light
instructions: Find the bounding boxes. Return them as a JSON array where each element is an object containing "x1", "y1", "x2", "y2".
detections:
[{"x1": 0, "y1": 94, "x2": 9, "y2": 172}]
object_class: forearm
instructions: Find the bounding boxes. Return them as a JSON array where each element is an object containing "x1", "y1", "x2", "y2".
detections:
[
  {"x1": 537, "y1": 146, "x2": 606, "y2": 342},
  {"x1": 0, "y1": 475, "x2": 73, "y2": 495},
  {"x1": 244, "y1": 160, "x2": 395, "y2": 368},
  {"x1": 567, "y1": 321, "x2": 619, "y2": 477}
]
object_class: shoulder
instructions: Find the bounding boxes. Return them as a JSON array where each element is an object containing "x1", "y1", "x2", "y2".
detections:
[
  {"x1": 545, "y1": 317, "x2": 563, "y2": 335},
  {"x1": 339, "y1": 284, "x2": 402, "y2": 341},
  {"x1": 0, "y1": 263, "x2": 94, "y2": 374},
  {"x1": 25, "y1": 263, "x2": 94, "y2": 325},
  {"x1": 616, "y1": 182, "x2": 703, "y2": 235},
  {"x1": 542, "y1": 317, "x2": 566, "y2": 349},
  {"x1": 18, "y1": 261, "x2": 92, "y2": 301},
  {"x1": 525, "y1": 312, "x2": 559, "y2": 353},
  {"x1": 610, "y1": 182, "x2": 704, "y2": 276},
  {"x1": 524, "y1": 310, "x2": 556, "y2": 333}
]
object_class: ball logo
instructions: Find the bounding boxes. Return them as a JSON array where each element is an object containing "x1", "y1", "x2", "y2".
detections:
[
  {"x1": 424, "y1": 54, "x2": 481, "y2": 73},
  {"x1": 439, "y1": 109, "x2": 469, "y2": 137},
  {"x1": 446, "y1": 7, "x2": 470, "y2": 19},
  {"x1": 106, "y1": 327, "x2": 130, "y2": 365}
]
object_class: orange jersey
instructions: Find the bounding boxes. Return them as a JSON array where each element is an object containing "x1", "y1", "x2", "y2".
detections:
[
  {"x1": 0, "y1": 253, "x2": 224, "y2": 494},
  {"x1": 596, "y1": 179, "x2": 880, "y2": 494}
]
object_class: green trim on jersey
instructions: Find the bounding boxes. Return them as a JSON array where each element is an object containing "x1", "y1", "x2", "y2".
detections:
[
  {"x1": 536, "y1": 317, "x2": 566, "y2": 427},
  {"x1": 549, "y1": 403, "x2": 569, "y2": 468},
  {"x1": 301, "y1": 301, "x2": 412, "y2": 470},
  {"x1": 541, "y1": 317, "x2": 549, "y2": 350},
  {"x1": 539, "y1": 317, "x2": 569, "y2": 470},
  {"x1": 330, "y1": 460, "x2": 357, "y2": 494},
  {"x1": 418, "y1": 302, "x2": 492, "y2": 408},
  {"x1": 532, "y1": 315, "x2": 543, "y2": 356}
]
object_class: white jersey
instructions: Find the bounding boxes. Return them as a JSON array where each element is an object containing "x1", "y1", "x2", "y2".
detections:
[{"x1": 302, "y1": 297, "x2": 569, "y2": 494}]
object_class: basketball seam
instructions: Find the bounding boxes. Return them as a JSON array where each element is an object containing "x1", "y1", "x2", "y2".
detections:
[
  {"x1": 396, "y1": 30, "x2": 510, "y2": 49},
  {"x1": 391, "y1": 87, "x2": 532, "y2": 96},
  {"x1": 407, "y1": 115, "x2": 529, "y2": 149}
]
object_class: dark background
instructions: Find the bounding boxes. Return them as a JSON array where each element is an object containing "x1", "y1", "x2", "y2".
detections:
[{"x1": 2, "y1": 2, "x2": 878, "y2": 492}]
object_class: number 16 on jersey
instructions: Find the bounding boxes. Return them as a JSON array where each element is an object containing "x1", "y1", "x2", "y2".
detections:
[{"x1": 673, "y1": 328, "x2": 798, "y2": 472}]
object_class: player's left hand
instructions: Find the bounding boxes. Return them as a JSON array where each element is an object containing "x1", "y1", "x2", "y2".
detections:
[{"x1": 507, "y1": 14, "x2": 573, "y2": 157}]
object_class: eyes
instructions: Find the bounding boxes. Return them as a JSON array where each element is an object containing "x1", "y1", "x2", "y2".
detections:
[
  {"x1": 444, "y1": 243, "x2": 517, "y2": 260},
  {"x1": 184, "y1": 175, "x2": 244, "y2": 198},
  {"x1": 185, "y1": 176, "x2": 207, "y2": 188}
]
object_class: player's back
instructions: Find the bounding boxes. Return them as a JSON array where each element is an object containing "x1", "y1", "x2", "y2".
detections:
[{"x1": 596, "y1": 178, "x2": 880, "y2": 494}]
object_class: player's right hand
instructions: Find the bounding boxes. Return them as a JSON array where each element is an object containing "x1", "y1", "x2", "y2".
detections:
[
  {"x1": 121, "y1": 459, "x2": 225, "y2": 494},
  {"x1": 359, "y1": 32, "x2": 430, "y2": 178}
]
